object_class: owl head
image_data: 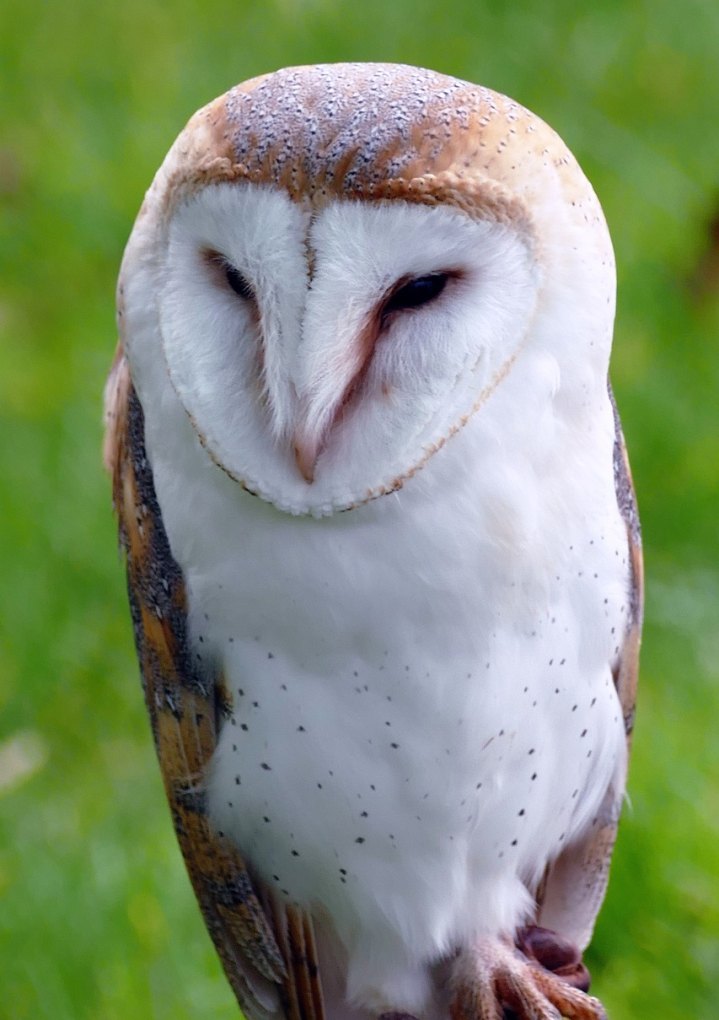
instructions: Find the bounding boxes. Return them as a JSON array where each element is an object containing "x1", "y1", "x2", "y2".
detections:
[{"x1": 119, "y1": 63, "x2": 615, "y2": 516}]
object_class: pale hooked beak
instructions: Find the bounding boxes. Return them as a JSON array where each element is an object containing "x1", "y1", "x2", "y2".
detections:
[
  {"x1": 293, "y1": 433, "x2": 322, "y2": 484},
  {"x1": 291, "y1": 314, "x2": 373, "y2": 485}
]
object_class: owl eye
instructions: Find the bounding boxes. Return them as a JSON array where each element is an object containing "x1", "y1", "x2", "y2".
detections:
[
  {"x1": 382, "y1": 272, "x2": 449, "y2": 319},
  {"x1": 203, "y1": 249, "x2": 255, "y2": 302},
  {"x1": 223, "y1": 261, "x2": 255, "y2": 301}
]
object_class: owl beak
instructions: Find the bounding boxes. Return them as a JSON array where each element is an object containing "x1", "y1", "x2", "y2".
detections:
[{"x1": 293, "y1": 435, "x2": 320, "y2": 484}]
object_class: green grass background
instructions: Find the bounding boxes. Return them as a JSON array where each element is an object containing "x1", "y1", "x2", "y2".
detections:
[{"x1": 1, "y1": 1, "x2": 718, "y2": 1017}]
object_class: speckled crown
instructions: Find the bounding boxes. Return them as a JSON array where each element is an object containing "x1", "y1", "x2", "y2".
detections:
[{"x1": 147, "y1": 63, "x2": 610, "y2": 265}]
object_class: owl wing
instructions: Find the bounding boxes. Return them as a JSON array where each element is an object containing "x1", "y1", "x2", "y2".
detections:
[
  {"x1": 104, "y1": 347, "x2": 325, "y2": 1020},
  {"x1": 535, "y1": 386, "x2": 643, "y2": 950}
]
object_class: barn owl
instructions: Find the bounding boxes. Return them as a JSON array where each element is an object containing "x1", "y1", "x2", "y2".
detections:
[{"x1": 105, "y1": 63, "x2": 642, "y2": 1020}]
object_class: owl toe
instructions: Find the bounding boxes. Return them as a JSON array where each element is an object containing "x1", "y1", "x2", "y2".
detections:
[
  {"x1": 529, "y1": 968, "x2": 607, "y2": 1020},
  {"x1": 451, "y1": 936, "x2": 607, "y2": 1020}
]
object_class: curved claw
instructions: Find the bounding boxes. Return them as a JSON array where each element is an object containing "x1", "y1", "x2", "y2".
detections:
[{"x1": 516, "y1": 925, "x2": 591, "y2": 992}]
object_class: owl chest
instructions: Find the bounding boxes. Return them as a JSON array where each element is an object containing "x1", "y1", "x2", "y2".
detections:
[{"x1": 198, "y1": 495, "x2": 626, "y2": 911}]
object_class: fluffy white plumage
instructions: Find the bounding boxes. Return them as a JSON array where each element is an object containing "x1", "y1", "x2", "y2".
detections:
[{"x1": 111, "y1": 63, "x2": 641, "y2": 1020}]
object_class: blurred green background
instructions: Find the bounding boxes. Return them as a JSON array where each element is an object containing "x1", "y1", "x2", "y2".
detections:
[{"x1": 1, "y1": 1, "x2": 718, "y2": 1017}]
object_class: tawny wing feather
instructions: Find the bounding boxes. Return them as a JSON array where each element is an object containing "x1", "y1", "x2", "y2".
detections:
[
  {"x1": 536, "y1": 386, "x2": 643, "y2": 949},
  {"x1": 104, "y1": 347, "x2": 325, "y2": 1020}
]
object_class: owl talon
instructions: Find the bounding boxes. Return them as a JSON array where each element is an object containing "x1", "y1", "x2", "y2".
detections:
[{"x1": 451, "y1": 936, "x2": 607, "y2": 1020}]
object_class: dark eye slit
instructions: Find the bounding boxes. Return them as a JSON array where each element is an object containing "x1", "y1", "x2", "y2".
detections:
[
  {"x1": 204, "y1": 250, "x2": 255, "y2": 302},
  {"x1": 381, "y1": 271, "x2": 453, "y2": 321}
]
